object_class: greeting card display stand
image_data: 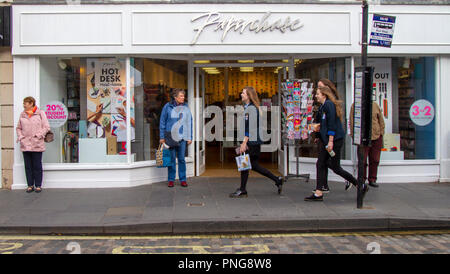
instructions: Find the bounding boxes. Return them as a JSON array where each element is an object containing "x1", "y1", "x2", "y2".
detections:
[{"x1": 280, "y1": 79, "x2": 315, "y2": 183}]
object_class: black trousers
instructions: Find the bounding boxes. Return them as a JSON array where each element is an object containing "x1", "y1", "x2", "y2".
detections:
[
  {"x1": 240, "y1": 144, "x2": 279, "y2": 191},
  {"x1": 316, "y1": 139, "x2": 357, "y2": 190},
  {"x1": 23, "y1": 152, "x2": 43, "y2": 188}
]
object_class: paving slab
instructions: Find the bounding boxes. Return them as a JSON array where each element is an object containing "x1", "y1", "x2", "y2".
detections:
[{"x1": 0, "y1": 178, "x2": 448, "y2": 235}]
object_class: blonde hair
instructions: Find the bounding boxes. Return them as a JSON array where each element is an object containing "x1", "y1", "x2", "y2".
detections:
[
  {"x1": 317, "y1": 86, "x2": 344, "y2": 122},
  {"x1": 243, "y1": 86, "x2": 260, "y2": 109}
]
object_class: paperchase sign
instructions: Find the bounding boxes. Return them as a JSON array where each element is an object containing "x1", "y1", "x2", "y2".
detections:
[
  {"x1": 0, "y1": 6, "x2": 11, "y2": 47},
  {"x1": 191, "y1": 11, "x2": 304, "y2": 45}
]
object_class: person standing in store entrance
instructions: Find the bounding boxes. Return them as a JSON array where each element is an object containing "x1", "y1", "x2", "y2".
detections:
[
  {"x1": 305, "y1": 86, "x2": 365, "y2": 201},
  {"x1": 16, "y1": 96, "x2": 50, "y2": 193},
  {"x1": 229, "y1": 86, "x2": 283, "y2": 198},
  {"x1": 160, "y1": 89, "x2": 193, "y2": 188},
  {"x1": 349, "y1": 101, "x2": 385, "y2": 188}
]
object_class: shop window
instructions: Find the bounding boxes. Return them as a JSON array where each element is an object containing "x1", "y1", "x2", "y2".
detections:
[
  {"x1": 392, "y1": 57, "x2": 436, "y2": 160},
  {"x1": 130, "y1": 58, "x2": 188, "y2": 161},
  {"x1": 40, "y1": 57, "x2": 131, "y2": 163},
  {"x1": 294, "y1": 58, "x2": 350, "y2": 160},
  {"x1": 355, "y1": 57, "x2": 436, "y2": 160}
]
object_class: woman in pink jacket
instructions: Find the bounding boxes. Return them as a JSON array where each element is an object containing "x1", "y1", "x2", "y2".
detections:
[{"x1": 16, "y1": 97, "x2": 50, "y2": 193}]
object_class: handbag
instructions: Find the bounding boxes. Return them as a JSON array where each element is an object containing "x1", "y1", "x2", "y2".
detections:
[
  {"x1": 44, "y1": 130, "x2": 54, "y2": 143},
  {"x1": 235, "y1": 152, "x2": 252, "y2": 172},
  {"x1": 164, "y1": 131, "x2": 180, "y2": 148},
  {"x1": 156, "y1": 143, "x2": 173, "y2": 168}
]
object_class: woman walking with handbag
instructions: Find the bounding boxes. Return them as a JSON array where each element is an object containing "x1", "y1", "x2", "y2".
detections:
[
  {"x1": 229, "y1": 87, "x2": 283, "y2": 198},
  {"x1": 304, "y1": 86, "x2": 367, "y2": 201},
  {"x1": 16, "y1": 97, "x2": 50, "y2": 193}
]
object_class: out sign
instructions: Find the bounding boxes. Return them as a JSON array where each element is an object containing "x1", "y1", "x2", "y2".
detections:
[{"x1": 409, "y1": 99, "x2": 434, "y2": 126}]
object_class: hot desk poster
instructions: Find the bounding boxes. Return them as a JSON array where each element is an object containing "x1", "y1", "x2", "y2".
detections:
[{"x1": 86, "y1": 58, "x2": 135, "y2": 142}]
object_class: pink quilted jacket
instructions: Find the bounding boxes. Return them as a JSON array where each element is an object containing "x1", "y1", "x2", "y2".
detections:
[{"x1": 16, "y1": 108, "x2": 50, "y2": 152}]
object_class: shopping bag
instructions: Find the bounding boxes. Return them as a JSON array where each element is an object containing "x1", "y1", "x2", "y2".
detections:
[
  {"x1": 235, "y1": 153, "x2": 252, "y2": 172},
  {"x1": 156, "y1": 144, "x2": 173, "y2": 168}
]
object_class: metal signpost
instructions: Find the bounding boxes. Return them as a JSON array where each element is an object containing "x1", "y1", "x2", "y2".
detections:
[
  {"x1": 355, "y1": 1, "x2": 396, "y2": 208},
  {"x1": 355, "y1": 0, "x2": 372, "y2": 209}
]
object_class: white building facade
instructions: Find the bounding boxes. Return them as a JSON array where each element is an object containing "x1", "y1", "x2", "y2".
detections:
[{"x1": 10, "y1": 0, "x2": 450, "y2": 188}]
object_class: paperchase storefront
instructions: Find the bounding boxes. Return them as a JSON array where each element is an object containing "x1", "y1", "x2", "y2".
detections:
[{"x1": 10, "y1": 1, "x2": 450, "y2": 189}]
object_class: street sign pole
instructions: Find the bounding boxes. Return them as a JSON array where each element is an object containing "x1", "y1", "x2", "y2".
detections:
[{"x1": 356, "y1": 0, "x2": 372, "y2": 209}]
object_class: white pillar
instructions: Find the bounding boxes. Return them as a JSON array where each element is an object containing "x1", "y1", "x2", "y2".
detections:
[{"x1": 439, "y1": 56, "x2": 450, "y2": 182}]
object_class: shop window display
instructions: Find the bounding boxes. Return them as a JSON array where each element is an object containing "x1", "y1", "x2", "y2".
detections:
[
  {"x1": 356, "y1": 57, "x2": 436, "y2": 160},
  {"x1": 294, "y1": 58, "x2": 350, "y2": 160},
  {"x1": 40, "y1": 57, "x2": 132, "y2": 164},
  {"x1": 130, "y1": 58, "x2": 188, "y2": 161},
  {"x1": 393, "y1": 57, "x2": 436, "y2": 160}
]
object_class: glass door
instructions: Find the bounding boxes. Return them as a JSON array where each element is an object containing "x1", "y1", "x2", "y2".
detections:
[{"x1": 195, "y1": 67, "x2": 206, "y2": 176}]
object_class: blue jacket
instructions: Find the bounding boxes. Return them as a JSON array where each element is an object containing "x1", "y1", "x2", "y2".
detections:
[
  {"x1": 317, "y1": 99, "x2": 345, "y2": 144},
  {"x1": 159, "y1": 101, "x2": 193, "y2": 141}
]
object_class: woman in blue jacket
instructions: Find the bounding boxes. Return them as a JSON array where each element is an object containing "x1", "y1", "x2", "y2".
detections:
[
  {"x1": 160, "y1": 89, "x2": 192, "y2": 188},
  {"x1": 305, "y1": 86, "x2": 364, "y2": 201},
  {"x1": 229, "y1": 87, "x2": 283, "y2": 198}
]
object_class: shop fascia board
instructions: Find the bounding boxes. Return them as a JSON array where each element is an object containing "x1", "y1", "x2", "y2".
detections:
[{"x1": 10, "y1": 1, "x2": 450, "y2": 5}]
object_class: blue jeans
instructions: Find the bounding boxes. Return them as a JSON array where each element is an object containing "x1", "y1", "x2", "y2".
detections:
[{"x1": 168, "y1": 140, "x2": 186, "y2": 182}]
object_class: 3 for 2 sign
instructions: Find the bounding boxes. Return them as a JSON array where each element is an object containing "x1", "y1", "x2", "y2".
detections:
[{"x1": 409, "y1": 99, "x2": 434, "y2": 126}]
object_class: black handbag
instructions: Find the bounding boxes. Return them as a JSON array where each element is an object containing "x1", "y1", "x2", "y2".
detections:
[{"x1": 164, "y1": 131, "x2": 180, "y2": 147}]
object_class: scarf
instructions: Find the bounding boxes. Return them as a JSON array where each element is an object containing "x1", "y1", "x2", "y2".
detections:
[{"x1": 26, "y1": 106, "x2": 37, "y2": 118}]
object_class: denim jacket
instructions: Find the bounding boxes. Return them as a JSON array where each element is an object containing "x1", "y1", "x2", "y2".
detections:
[{"x1": 159, "y1": 101, "x2": 193, "y2": 141}]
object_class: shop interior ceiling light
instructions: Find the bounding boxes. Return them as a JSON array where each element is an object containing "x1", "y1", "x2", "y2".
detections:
[
  {"x1": 194, "y1": 60, "x2": 211, "y2": 64},
  {"x1": 202, "y1": 67, "x2": 220, "y2": 74},
  {"x1": 237, "y1": 60, "x2": 254, "y2": 63},
  {"x1": 240, "y1": 67, "x2": 254, "y2": 72}
]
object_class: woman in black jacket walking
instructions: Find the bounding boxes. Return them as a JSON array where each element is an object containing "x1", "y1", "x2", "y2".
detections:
[
  {"x1": 229, "y1": 87, "x2": 283, "y2": 198},
  {"x1": 304, "y1": 86, "x2": 366, "y2": 201}
]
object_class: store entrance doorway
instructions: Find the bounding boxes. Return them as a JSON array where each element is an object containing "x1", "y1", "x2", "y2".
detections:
[{"x1": 193, "y1": 59, "x2": 292, "y2": 177}]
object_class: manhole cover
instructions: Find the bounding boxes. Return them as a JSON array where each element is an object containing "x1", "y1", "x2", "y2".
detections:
[{"x1": 187, "y1": 202, "x2": 205, "y2": 207}]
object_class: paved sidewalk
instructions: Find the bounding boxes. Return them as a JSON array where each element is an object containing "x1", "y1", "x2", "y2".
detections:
[{"x1": 0, "y1": 177, "x2": 448, "y2": 235}]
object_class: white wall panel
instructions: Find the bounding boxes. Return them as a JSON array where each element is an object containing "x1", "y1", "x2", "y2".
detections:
[
  {"x1": 19, "y1": 12, "x2": 123, "y2": 47},
  {"x1": 439, "y1": 56, "x2": 450, "y2": 182}
]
